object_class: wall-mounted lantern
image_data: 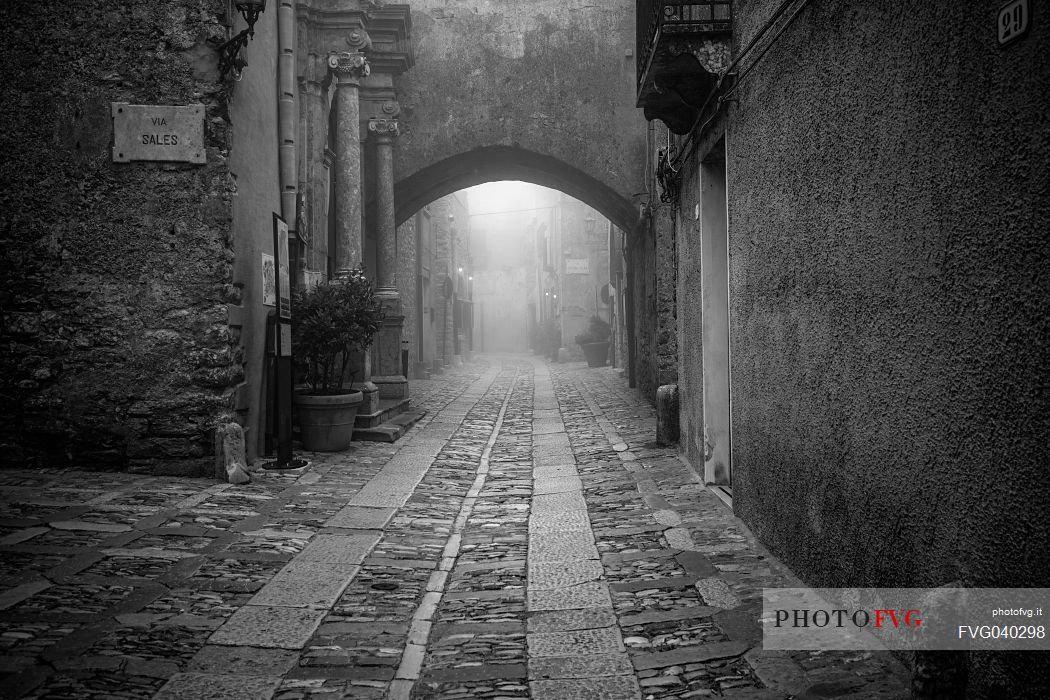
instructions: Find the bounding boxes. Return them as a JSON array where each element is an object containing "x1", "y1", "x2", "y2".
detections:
[{"x1": 219, "y1": 0, "x2": 268, "y2": 80}]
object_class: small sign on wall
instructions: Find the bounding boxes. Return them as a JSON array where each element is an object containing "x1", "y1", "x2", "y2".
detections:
[
  {"x1": 998, "y1": 0, "x2": 1030, "y2": 46},
  {"x1": 262, "y1": 254, "x2": 277, "y2": 307},
  {"x1": 566, "y1": 258, "x2": 589, "y2": 275},
  {"x1": 273, "y1": 214, "x2": 291, "y2": 320},
  {"x1": 111, "y1": 103, "x2": 205, "y2": 163}
]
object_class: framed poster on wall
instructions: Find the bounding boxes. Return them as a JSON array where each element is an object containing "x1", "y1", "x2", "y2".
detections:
[
  {"x1": 273, "y1": 213, "x2": 291, "y2": 320},
  {"x1": 261, "y1": 253, "x2": 276, "y2": 307}
]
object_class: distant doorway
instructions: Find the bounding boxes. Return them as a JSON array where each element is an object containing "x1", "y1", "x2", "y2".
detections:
[{"x1": 700, "y1": 137, "x2": 731, "y2": 486}]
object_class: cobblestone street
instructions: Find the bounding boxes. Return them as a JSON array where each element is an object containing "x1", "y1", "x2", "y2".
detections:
[{"x1": 1, "y1": 356, "x2": 911, "y2": 700}]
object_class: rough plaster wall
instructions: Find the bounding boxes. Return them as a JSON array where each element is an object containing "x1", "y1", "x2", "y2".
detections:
[
  {"x1": 726, "y1": 2, "x2": 1049, "y2": 693},
  {"x1": 0, "y1": 0, "x2": 237, "y2": 475},
  {"x1": 631, "y1": 220, "x2": 658, "y2": 403},
  {"x1": 629, "y1": 200, "x2": 677, "y2": 404},
  {"x1": 228, "y1": 9, "x2": 282, "y2": 463},
  {"x1": 676, "y1": 164, "x2": 704, "y2": 467},
  {"x1": 394, "y1": 0, "x2": 645, "y2": 210},
  {"x1": 654, "y1": 203, "x2": 678, "y2": 386}
]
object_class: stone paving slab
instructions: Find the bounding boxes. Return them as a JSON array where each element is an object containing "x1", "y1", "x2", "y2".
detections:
[
  {"x1": 296, "y1": 533, "x2": 379, "y2": 565},
  {"x1": 531, "y1": 675, "x2": 641, "y2": 700},
  {"x1": 529, "y1": 652, "x2": 635, "y2": 679},
  {"x1": 248, "y1": 562, "x2": 358, "y2": 608},
  {"x1": 531, "y1": 491, "x2": 589, "y2": 514},
  {"x1": 532, "y1": 475, "x2": 581, "y2": 492},
  {"x1": 527, "y1": 560, "x2": 605, "y2": 589},
  {"x1": 421, "y1": 663, "x2": 528, "y2": 682},
  {"x1": 532, "y1": 433, "x2": 572, "y2": 448},
  {"x1": 527, "y1": 626, "x2": 625, "y2": 657},
  {"x1": 325, "y1": 506, "x2": 396, "y2": 530},
  {"x1": 186, "y1": 645, "x2": 300, "y2": 676},
  {"x1": 630, "y1": 640, "x2": 750, "y2": 670},
  {"x1": 526, "y1": 608, "x2": 618, "y2": 633},
  {"x1": 154, "y1": 672, "x2": 281, "y2": 699},
  {"x1": 533, "y1": 453, "x2": 577, "y2": 468},
  {"x1": 618, "y1": 604, "x2": 723, "y2": 626},
  {"x1": 527, "y1": 582, "x2": 613, "y2": 611},
  {"x1": 528, "y1": 510, "x2": 593, "y2": 533},
  {"x1": 528, "y1": 531, "x2": 600, "y2": 562},
  {"x1": 209, "y1": 605, "x2": 327, "y2": 649},
  {"x1": 695, "y1": 576, "x2": 743, "y2": 608}
]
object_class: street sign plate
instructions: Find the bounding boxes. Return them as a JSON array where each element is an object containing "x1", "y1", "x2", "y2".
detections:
[
  {"x1": 998, "y1": 0, "x2": 1030, "y2": 46},
  {"x1": 566, "y1": 258, "x2": 589, "y2": 275},
  {"x1": 111, "y1": 103, "x2": 205, "y2": 163}
]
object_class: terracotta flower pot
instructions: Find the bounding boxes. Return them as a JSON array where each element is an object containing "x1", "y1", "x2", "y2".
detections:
[
  {"x1": 580, "y1": 341, "x2": 610, "y2": 368},
  {"x1": 293, "y1": 390, "x2": 363, "y2": 451}
]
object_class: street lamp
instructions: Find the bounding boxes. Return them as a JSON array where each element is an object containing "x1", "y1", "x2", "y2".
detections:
[{"x1": 219, "y1": 1, "x2": 268, "y2": 80}]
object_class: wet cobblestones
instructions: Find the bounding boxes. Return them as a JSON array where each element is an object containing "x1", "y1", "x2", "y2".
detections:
[{"x1": 0, "y1": 357, "x2": 910, "y2": 699}]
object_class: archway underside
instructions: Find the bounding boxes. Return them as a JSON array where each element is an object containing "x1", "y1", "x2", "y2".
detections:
[{"x1": 393, "y1": 146, "x2": 639, "y2": 234}]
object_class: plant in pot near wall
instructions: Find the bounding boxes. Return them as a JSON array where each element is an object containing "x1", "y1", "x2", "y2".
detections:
[
  {"x1": 291, "y1": 268, "x2": 384, "y2": 451},
  {"x1": 575, "y1": 315, "x2": 612, "y2": 368}
]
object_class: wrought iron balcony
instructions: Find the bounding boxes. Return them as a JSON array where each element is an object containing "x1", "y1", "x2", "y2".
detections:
[{"x1": 636, "y1": 1, "x2": 733, "y2": 133}]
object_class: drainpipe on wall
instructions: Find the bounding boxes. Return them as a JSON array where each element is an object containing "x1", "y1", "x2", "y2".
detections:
[{"x1": 277, "y1": 0, "x2": 298, "y2": 283}]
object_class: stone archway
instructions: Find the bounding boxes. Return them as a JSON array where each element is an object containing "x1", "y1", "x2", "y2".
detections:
[
  {"x1": 389, "y1": 0, "x2": 647, "y2": 233},
  {"x1": 393, "y1": 145, "x2": 638, "y2": 234}
]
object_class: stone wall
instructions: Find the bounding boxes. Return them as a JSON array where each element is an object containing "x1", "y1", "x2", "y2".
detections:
[
  {"x1": 654, "y1": 204, "x2": 677, "y2": 388},
  {"x1": 629, "y1": 216, "x2": 657, "y2": 403},
  {"x1": 627, "y1": 199, "x2": 677, "y2": 404},
  {"x1": 0, "y1": 0, "x2": 238, "y2": 475},
  {"x1": 391, "y1": 0, "x2": 645, "y2": 231},
  {"x1": 716, "y1": 2, "x2": 1049, "y2": 694}
]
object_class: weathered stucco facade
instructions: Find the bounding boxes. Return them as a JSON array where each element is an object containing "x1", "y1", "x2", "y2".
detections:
[{"x1": 640, "y1": 1, "x2": 1049, "y2": 694}]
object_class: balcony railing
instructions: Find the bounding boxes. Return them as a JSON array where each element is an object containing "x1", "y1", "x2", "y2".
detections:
[{"x1": 637, "y1": 1, "x2": 732, "y2": 85}]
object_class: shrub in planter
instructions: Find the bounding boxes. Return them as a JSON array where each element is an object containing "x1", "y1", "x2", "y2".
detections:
[
  {"x1": 575, "y1": 315, "x2": 612, "y2": 367},
  {"x1": 291, "y1": 268, "x2": 384, "y2": 450}
]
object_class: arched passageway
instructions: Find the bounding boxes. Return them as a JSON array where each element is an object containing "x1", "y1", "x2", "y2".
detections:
[
  {"x1": 393, "y1": 146, "x2": 639, "y2": 235},
  {"x1": 394, "y1": 147, "x2": 638, "y2": 235}
]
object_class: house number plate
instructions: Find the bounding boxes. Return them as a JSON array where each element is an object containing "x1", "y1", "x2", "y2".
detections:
[{"x1": 998, "y1": 0, "x2": 1030, "y2": 46}]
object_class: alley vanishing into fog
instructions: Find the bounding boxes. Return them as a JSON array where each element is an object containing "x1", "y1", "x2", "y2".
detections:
[{"x1": 0, "y1": 358, "x2": 910, "y2": 700}]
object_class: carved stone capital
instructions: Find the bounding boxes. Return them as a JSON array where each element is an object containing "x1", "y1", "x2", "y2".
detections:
[
  {"x1": 345, "y1": 28, "x2": 372, "y2": 53},
  {"x1": 368, "y1": 118, "x2": 400, "y2": 141},
  {"x1": 327, "y1": 51, "x2": 370, "y2": 85}
]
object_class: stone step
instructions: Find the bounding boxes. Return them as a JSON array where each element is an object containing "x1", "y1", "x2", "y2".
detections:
[{"x1": 353, "y1": 409, "x2": 427, "y2": 443}]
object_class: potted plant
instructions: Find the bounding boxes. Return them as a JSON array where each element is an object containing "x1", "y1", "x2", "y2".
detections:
[
  {"x1": 575, "y1": 315, "x2": 612, "y2": 368},
  {"x1": 291, "y1": 268, "x2": 384, "y2": 451}
]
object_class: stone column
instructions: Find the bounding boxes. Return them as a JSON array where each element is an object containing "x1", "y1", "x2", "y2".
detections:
[
  {"x1": 327, "y1": 48, "x2": 369, "y2": 277},
  {"x1": 327, "y1": 39, "x2": 379, "y2": 416},
  {"x1": 368, "y1": 114, "x2": 409, "y2": 400},
  {"x1": 298, "y1": 55, "x2": 328, "y2": 284}
]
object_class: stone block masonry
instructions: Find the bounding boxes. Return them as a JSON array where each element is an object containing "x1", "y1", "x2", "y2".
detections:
[{"x1": 0, "y1": 0, "x2": 241, "y2": 475}]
